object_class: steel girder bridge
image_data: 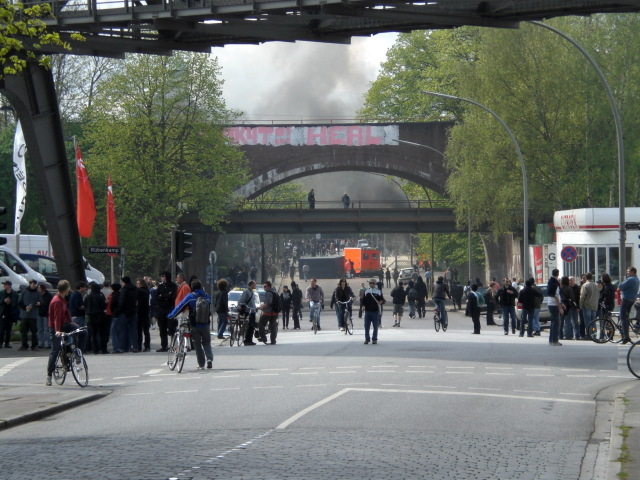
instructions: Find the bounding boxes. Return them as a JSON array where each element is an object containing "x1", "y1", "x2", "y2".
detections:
[{"x1": 2, "y1": 0, "x2": 640, "y2": 284}]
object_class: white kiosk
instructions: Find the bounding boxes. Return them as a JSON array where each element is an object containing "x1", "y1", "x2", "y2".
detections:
[{"x1": 554, "y1": 208, "x2": 640, "y2": 281}]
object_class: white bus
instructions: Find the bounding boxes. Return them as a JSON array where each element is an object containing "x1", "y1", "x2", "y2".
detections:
[{"x1": 554, "y1": 208, "x2": 639, "y2": 282}]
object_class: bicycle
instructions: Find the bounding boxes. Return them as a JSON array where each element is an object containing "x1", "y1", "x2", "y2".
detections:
[
  {"x1": 309, "y1": 300, "x2": 321, "y2": 334},
  {"x1": 52, "y1": 327, "x2": 89, "y2": 387},
  {"x1": 338, "y1": 299, "x2": 354, "y2": 335},
  {"x1": 168, "y1": 318, "x2": 191, "y2": 373},
  {"x1": 433, "y1": 307, "x2": 447, "y2": 332},
  {"x1": 627, "y1": 341, "x2": 640, "y2": 379},
  {"x1": 229, "y1": 314, "x2": 245, "y2": 347},
  {"x1": 588, "y1": 303, "x2": 640, "y2": 344}
]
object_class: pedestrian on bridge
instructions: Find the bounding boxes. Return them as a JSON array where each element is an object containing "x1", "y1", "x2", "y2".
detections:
[
  {"x1": 308, "y1": 189, "x2": 315, "y2": 209},
  {"x1": 342, "y1": 192, "x2": 350, "y2": 208}
]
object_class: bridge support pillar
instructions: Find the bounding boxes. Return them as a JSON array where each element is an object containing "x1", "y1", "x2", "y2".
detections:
[{"x1": 0, "y1": 63, "x2": 86, "y2": 285}]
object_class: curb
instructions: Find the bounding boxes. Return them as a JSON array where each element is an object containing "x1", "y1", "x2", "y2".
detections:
[{"x1": 0, "y1": 389, "x2": 111, "y2": 431}]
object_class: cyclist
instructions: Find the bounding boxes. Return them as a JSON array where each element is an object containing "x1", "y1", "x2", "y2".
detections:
[
  {"x1": 433, "y1": 276, "x2": 452, "y2": 329},
  {"x1": 167, "y1": 279, "x2": 213, "y2": 369},
  {"x1": 331, "y1": 278, "x2": 354, "y2": 331},
  {"x1": 46, "y1": 280, "x2": 82, "y2": 386},
  {"x1": 305, "y1": 278, "x2": 324, "y2": 331}
]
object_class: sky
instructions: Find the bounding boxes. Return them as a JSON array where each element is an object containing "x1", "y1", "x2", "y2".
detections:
[{"x1": 213, "y1": 33, "x2": 409, "y2": 202}]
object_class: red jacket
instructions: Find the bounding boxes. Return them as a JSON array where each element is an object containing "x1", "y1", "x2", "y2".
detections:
[{"x1": 48, "y1": 294, "x2": 72, "y2": 331}]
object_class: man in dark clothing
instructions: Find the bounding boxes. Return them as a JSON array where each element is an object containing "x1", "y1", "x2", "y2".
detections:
[
  {"x1": 308, "y1": 189, "x2": 315, "y2": 209},
  {"x1": 390, "y1": 281, "x2": 407, "y2": 327},
  {"x1": 468, "y1": 284, "x2": 481, "y2": 334},
  {"x1": 155, "y1": 271, "x2": 177, "y2": 352},
  {"x1": 18, "y1": 280, "x2": 40, "y2": 351},
  {"x1": 362, "y1": 278, "x2": 385, "y2": 344},
  {"x1": 497, "y1": 278, "x2": 518, "y2": 335},
  {"x1": 116, "y1": 276, "x2": 138, "y2": 353},
  {"x1": 258, "y1": 281, "x2": 279, "y2": 345},
  {"x1": 451, "y1": 281, "x2": 464, "y2": 311},
  {"x1": 0, "y1": 281, "x2": 18, "y2": 348},
  {"x1": 291, "y1": 282, "x2": 303, "y2": 330},
  {"x1": 136, "y1": 279, "x2": 151, "y2": 351},
  {"x1": 85, "y1": 282, "x2": 108, "y2": 354},
  {"x1": 215, "y1": 278, "x2": 229, "y2": 339},
  {"x1": 518, "y1": 278, "x2": 542, "y2": 337},
  {"x1": 415, "y1": 276, "x2": 428, "y2": 318}
]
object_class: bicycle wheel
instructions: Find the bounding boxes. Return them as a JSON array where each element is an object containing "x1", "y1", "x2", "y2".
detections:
[
  {"x1": 70, "y1": 349, "x2": 89, "y2": 387},
  {"x1": 167, "y1": 333, "x2": 180, "y2": 370},
  {"x1": 344, "y1": 311, "x2": 353, "y2": 335},
  {"x1": 588, "y1": 318, "x2": 614, "y2": 344},
  {"x1": 434, "y1": 311, "x2": 440, "y2": 332},
  {"x1": 229, "y1": 320, "x2": 236, "y2": 347},
  {"x1": 236, "y1": 320, "x2": 245, "y2": 346},
  {"x1": 53, "y1": 351, "x2": 67, "y2": 385},
  {"x1": 177, "y1": 335, "x2": 187, "y2": 373},
  {"x1": 493, "y1": 314, "x2": 504, "y2": 327},
  {"x1": 629, "y1": 318, "x2": 640, "y2": 340},
  {"x1": 628, "y1": 342, "x2": 640, "y2": 379},
  {"x1": 312, "y1": 313, "x2": 318, "y2": 334},
  {"x1": 610, "y1": 321, "x2": 624, "y2": 343},
  {"x1": 442, "y1": 311, "x2": 448, "y2": 332}
]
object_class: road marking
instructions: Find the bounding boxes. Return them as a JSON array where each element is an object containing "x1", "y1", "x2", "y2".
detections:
[
  {"x1": 300, "y1": 367, "x2": 325, "y2": 370},
  {"x1": 559, "y1": 392, "x2": 590, "y2": 396},
  {"x1": 366, "y1": 370, "x2": 397, "y2": 373},
  {"x1": 113, "y1": 375, "x2": 140, "y2": 379},
  {"x1": 567, "y1": 375, "x2": 597, "y2": 378},
  {"x1": 337, "y1": 383, "x2": 369, "y2": 386},
  {"x1": 261, "y1": 368, "x2": 288, "y2": 371},
  {"x1": 336, "y1": 366, "x2": 362, "y2": 369},
  {"x1": 291, "y1": 372, "x2": 318, "y2": 375},
  {"x1": 447, "y1": 366, "x2": 474, "y2": 369},
  {"x1": 514, "y1": 390, "x2": 546, "y2": 394},
  {"x1": 382, "y1": 383, "x2": 410, "y2": 387},
  {"x1": 372, "y1": 365, "x2": 399, "y2": 368},
  {"x1": 174, "y1": 376, "x2": 202, "y2": 380},
  {"x1": 276, "y1": 387, "x2": 592, "y2": 430},
  {"x1": 525, "y1": 374, "x2": 554, "y2": 377},
  {"x1": 150, "y1": 373, "x2": 177, "y2": 377},
  {"x1": 562, "y1": 368, "x2": 590, "y2": 372},
  {"x1": 406, "y1": 371, "x2": 434, "y2": 373},
  {"x1": 166, "y1": 390, "x2": 198, "y2": 394},
  {"x1": 0, "y1": 358, "x2": 33, "y2": 377},
  {"x1": 486, "y1": 373, "x2": 515, "y2": 376},
  {"x1": 446, "y1": 371, "x2": 473, "y2": 374},
  {"x1": 523, "y1": 367, "x2": 551, "y2": 371},
  {"x1": 485, "y1": 367, "x2": 513, "y2": 370},
  {"x1": 138, "y1": 379, "x2": 162, "y2": 383},
  {"x1": 144, "y1": 368, "x2": 164, "y2": 375},
  {"x1": 253, "y1": 385, "x2": 283, "y2": 389},
  {"x1": 469, "y1": 387, "x2": 501, "y2": 391},
  {"x1": 329, "y1": 371, "x2": 357, "y2": 374}
]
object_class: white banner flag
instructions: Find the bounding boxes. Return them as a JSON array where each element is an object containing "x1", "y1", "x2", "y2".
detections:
[{"x1": 13, "y1": 120, "x2": 27, "y2": 235}]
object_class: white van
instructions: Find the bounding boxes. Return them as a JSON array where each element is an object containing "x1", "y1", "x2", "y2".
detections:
[
  {"x1": 0, "y1": 247, "x2": 51, "y2": 288},
  {"x1": 0, "y1": 258, "x2": 29, "y2": 291}
]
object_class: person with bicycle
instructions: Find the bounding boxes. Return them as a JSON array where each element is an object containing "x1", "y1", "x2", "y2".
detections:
[
  {"x1": 362, "y1": 278, "x2": 384, "y2": 344},
  {"x1": 46, "y1": 280, "x2": 81, "y2": 386},
  {"x1": 167, "y1": 279, "x2": 213, "y2": 369},
  {"x1": 618, "y1": 266, "x2": 639, "y2": 344},
  {"x1": 331, "y1": 278, "x2": 354, "y2": 331},
  {"x1": 238, "y1": 280, "x2": 258, "y2": 345},
  {"x1": 432, "y1": 276, "x2": 451, "y2": 329},
  {"x1": 305, "y1": 278, "x2": 324, "y2": 331}
]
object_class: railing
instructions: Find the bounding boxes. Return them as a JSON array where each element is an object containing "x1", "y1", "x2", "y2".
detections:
[{"x1": 237, "y1": 199, "x2": 454, "y2": 210}]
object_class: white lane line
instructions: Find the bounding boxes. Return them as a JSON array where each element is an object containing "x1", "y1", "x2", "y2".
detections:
[
  {"x1": 336, "y1": 366, "x2": 362, "y2": 369},
  {"x1": 123, "y1": 393, "x2": 154, "y2": 396},
  {"x1": 559, "y1": 392, "x2": 591, "y2": 396},
  {"x1": 300, "y1": 367, "x2": 325, "y2": 370},
  {"x1": 144, "y1": 369, "x2": 164, "y2": 375},
  {"x1": 485, "y1": 367, "x2": 513, "y2": 370},
  {"x1": 446, "y1": 371, "x2": 473, "y2": 375},
  {"x1": 0, "y1": 358, "x2": 34, "y2": 377},
  {"x1": 562, "y1": 368, "x2": 590, "y2": 372},
  {"x1": 91, "y1": 378, "x2": 104, "y2": 381},
  {"x1": 253, "y1": 385, "x2": 283, "y2": 389},
  {"x1": 103, "y1": 382, "x2": 125, "y2": 386},
  {"x1": 292, "y1": 372, "x2": 318, "y2": 375},
  {"x1": 406, "y1": 371, "x2": 435, "y2": 374},
  {"x1": 525, "y1": 374, "x2": 554, "y2": 377},
  {"x1": 366, "y1": 370, "x2": 397, "y2": 373},
  {"x1": 567, "y1": 375, "x2": 597, "y2": 378},
  {"x1": 382, "y1": 383, "x2": 410, "y2": 387},
  {"x1": 174, "y1": 376, "x2": 202, "y2": 380},
  {"x1": 487, "y1": 373, "x2": 515, "y2": 376},
  {"x1": 166, "y1": 390, "x2": 198, "y2": 394},
  {"x1": 408, "y1": 365, "x2": 429, "y2": 368},
  {"x1": 514, "y1": 390, "x2": 546, "y2": 394},
  {"x1": 277, "y1": 387, "x2": 592, "y2": 430},
  {"x1": 372, "y1": 365, "x2": 399, "y2": 368},
  {"x1": 138, "y1": 379, "x2": 162, "y2": 383},
  {"x1": 113, "y1": 375, "x2": 140, "y2": 380},
  {"x1": 329, "y1": 371, "x2": 357, "y2": 374},
  {"x1": 447, "y1": 366, "x2": 474, "y2": 369},
  {"x1": 337, "y1": 383, "x2": 369, "y2": 386},
  {"x1": 523, "y1": 367, "x2": 551, "y2": 371},
  {"x1": 424, "y1": 385, "x2": 457, "y2": 388},
  {"x1": 150, "y1": 373, "x2": 177, "y2": 377},
  {"x1": 469, "y1": 387, "x2": 501, "y2": 391}
]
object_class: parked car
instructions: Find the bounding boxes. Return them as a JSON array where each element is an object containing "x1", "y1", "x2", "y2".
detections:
[
  {"x1": 0, "y1": 247, "x2": 51, "y2": 288},
  {"x1": 0, "y1": 259, "x2": 29, "y2": 291},
  {"x1": 398, "y1": 267, "x2": 416, "y2": 282},
  {"x1": 18, "y1": 253, "x2": 104, "y2": 288}
]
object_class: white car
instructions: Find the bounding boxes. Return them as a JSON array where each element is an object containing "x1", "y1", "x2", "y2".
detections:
[
  {"x1": 0, "y1": 259, "x2": 29, "y2": 291},
  {"x1": 0, "y1": 247, "x2": 50, "y2": 288},
  {"x1": 398, "y1": 268, "x2": 416, "y2": 282}
]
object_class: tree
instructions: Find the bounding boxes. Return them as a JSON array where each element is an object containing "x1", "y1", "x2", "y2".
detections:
[{"x1": 84, "y1": 52, "x2": 248, "y2": 274}]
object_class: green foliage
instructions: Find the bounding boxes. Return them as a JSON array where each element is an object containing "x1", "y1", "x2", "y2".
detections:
[
  {"x1": 83, "y1": 52, "x2": 248, "y2": 273},
  {"x1": 0, "y1": 0, "x2": 82, "y2": 78}
]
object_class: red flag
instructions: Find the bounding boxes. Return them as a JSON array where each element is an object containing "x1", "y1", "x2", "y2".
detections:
[
  {"x1": 75, "y1": 143, "x2": 96, "y2": 238},
  {"x1": 107, "y1": 176, "x2": 118, "y2": 257}
]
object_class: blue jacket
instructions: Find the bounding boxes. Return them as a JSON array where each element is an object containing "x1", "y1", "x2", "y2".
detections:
[
  {"x1": 618, "y1": 275, "x2": 640, "y2": 302},
  {"x1": 168, "y1": 289, "x2": 211, "y2": 320}
]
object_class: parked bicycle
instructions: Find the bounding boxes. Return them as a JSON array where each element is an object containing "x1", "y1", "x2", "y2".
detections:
[
  {"x1": 168, "y1": 318, "x2": 191, "y2": 373},
  {"x1": 628, "y1": 341, "x2": 640, "y2": 379},
  {"x1": 588, "y1": 303, "x2": 640, "y2": 344},
  {"x1": 338, "y1": 299, "x2": 354, "y2": 335},
  {"x1": 433, "y1": 307, "x2": 447, "y2": 332},
  {"x1": 52, "y1": 327, "x2": 89, "y2": 387}
]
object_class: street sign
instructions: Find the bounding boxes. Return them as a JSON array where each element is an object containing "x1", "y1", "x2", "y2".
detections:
[
  {"x1": 88, "y1": 246, "x2": 121, "y2": 255},
  {"x1": 560, "y1": 246, "x2": 578, "y2": 263}
]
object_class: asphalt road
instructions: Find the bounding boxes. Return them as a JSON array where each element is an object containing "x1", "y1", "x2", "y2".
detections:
[{"x1": 0, "y1": 279, "x2": 635, "y2": 480}]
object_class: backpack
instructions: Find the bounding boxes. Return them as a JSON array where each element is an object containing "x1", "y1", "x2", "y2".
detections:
[
  {"x1": 270, "y1": 291, "x2": 282, "y2": 313},
  {"x1": 195, "y1": 294, "x2": 210, "y2": 324},
  {"x1": 408, "y1": 288, "x2": 417, "y2": 302}
]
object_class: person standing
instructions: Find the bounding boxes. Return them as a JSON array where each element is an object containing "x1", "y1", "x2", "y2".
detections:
[
  {"x1": 155, "y1": 272, "x2": 177, "y2": 352},
  {"x1": 546, "y1": 268, "x2": 563, "y2": 346},
  {"x1": 518, "y1": 278, "x2": 542, "y2": 337},
  {"x1": 117, "y1": 276, "x2": 138, "y2": 353},
  {"x1": 258, "y1": 281, "x2": 279, "y2": 345},
  {"x1": 35, "y1": 283, "x2": 52, "y2": 349},
  {"x1": 342, "y1": 192, "x2": 350, "y2": 208},
  {"x1": 497, "y1": 278, "x2": 518, "y2": 335},
  {"x1": 68, "y1": 281, "x2": 88, "y2": 351},
  {"x1": 215, "y1": 278, "x2": 229, "y2": 339},
  {"x1": 392, "y1": 267, "x2": 399, "y2": 287},
  {"x1": 136, "y1": 278, "x2": 151, "y2": 352},
  {"x1": 579, "y1": 272, "x2": 598, "y2": 340},
  {"x1": 305, "y1": 278, "x2": 324, "y2": 330},
  {"x1": 405, "y1": 280, "x2": 417, "y2": 319},
  {"x1": 485, "y1": 281, "x2": 498, "y2": 326},
  {"x1": 415, "y1": 276, "x2": 428, "y2": 318},
  {"x1": 362, "y1": 278, "x2": 384, "y2": 344},
  {"x1": 18, "y1": 280, "x2": 40, "y2": 351},
  {"x1": 168, "y1": 279, "x2": 213, "y2": 369},
  {"x1": 239, "y1": 280, "x2": 258, "y2": 345},
  {"x1": 85, "y1": 282, "x2": 108, "y2": 354},
  {"x1": 559, "y1": 276, "x2": 578, "y2": 340},
  {"x1": 468, "y1": 284, "x2": 482, "y2": 334},
  {"x1": 302, "y1": 264, "x2": 309, "y2": 282},
  {"x1": 45, "y1": 280, "x2": 76, "y2": 386},
  {"x1": 0, "y1": 281, "x2": 18, "y2": 348},
  {"x1": 291, "y1": 282, "x2": 303, "y2": 330},
  {"x1": 308, "y1": 189, "x2": 316, "y2": 209},
  {"x1": 390, "y1": 281, "x2": 407, "y2": 327},
  {"x1": 385, "y1": 268, "x2": 391, "y2": 288},
  {"x1": 618, "y1": 266, "x2": 639, "y2": 344},
  {"x1": 451, "y1": 281, "x2": 464, "y2": 312},
  {"x1": 280, "y1": 285, "x2": 292, "y2": 329}
]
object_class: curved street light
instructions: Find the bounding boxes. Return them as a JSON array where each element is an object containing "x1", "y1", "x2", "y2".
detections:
[
  {"x1": 530, "y1": 20, "x2": 626, "y2": 279},
  {"x1": 422, "y1": 90, "x2": 530, "y2": 280}
]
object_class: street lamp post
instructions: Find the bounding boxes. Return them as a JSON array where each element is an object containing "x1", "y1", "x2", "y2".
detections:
[
  {"x1": 530, "y1": 21, "x2": 626, "y2": 279},
  {"x1": 422, "y1": 91, "x2": 529, "y2": 281}
]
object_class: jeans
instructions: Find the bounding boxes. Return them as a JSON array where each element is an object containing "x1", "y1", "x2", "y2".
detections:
[
  {"x1": 562, "y1": 309, "x2": 579, "y2": 340},
  {"x1": 434, "y1": 299, "x2": 447, "y2": 327},
  {"x1": 408, "y1": 300, "x2": 416, "y2": 318},
  {"x1": 217, "y1": 312, "x2": 228, "y2": 338},
  {"x1": 191, "y1": 323, "x2": 213, "y2": 367},
  {"x1": 548, "y1": 305, "x2": 560, "y2": 344},
  {"x1": 502, "y1": 307, "x2": 517, "y2": 333},
  {"x1": 533, "y1": 308, "x2": 541, "y2": 333},
  {"x1": 310, "y1": 302, "x2": 322, "y2": 328},
  {"x1": 37, "y1": 315, "x2": 50, "y2": 348},
  {"x1": 520, "y1": 309, "x2": 534, "y2": 336},
  {"x1": 47, "y1": 327, "x2": 63, "y2": 376},
  {"x1": 582, "y1": 308, "x2": 597, "y2": 339},
  {"x1": 364, "y1": 310, "x2": 379, "y2": 341}
]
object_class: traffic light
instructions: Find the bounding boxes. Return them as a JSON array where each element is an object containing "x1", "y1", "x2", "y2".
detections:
[
  {"x1": 0, "y1": 206, "x2": 6, "y2": 245},
  {"x1": 175, "y1": 230, "x2": 192, "y2": 261}
]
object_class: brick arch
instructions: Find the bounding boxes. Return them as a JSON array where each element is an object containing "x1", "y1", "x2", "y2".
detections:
[{"x1": 228, "y1": 121, "x2": 453, "y2": 199}]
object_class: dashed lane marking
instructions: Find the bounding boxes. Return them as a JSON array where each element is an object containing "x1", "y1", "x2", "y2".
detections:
[{"x1": 0, "y1": 358, "x2": 33, "y2": 377}]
